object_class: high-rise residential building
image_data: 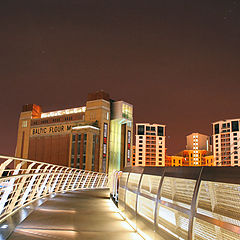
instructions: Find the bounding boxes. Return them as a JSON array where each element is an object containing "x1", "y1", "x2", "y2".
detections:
[
  {"x1": 185, "y1": 132, "x2": 211, "y2": 166},
  {"x1": 15, "y1": 91, "x2": 133, "y2": 173},
  {"x1": 212, "y1": 119, "x2": 240, "y2": 166},
  {"x1": 135, "y1": 123, "x2": 166, "y2": 166},
  {"x1": 165, "y1": 132, "x2": 213, "y2": 167},
  {"x1": 186, "y1": 133, "x2": 211, "y2": 151}
]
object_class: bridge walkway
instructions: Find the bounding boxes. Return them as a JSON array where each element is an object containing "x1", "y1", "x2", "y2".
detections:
[{"x1": 7, "y1": 189, "x2": 141, "y2": 240}]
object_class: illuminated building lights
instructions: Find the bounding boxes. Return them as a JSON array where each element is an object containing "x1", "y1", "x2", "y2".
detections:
[
  {"x1": 41, "y1": 106, "x2": 86, "y2": 118},
  {"x1": 72, "y1": 125, "x2": 99, "y2": 131},
  {"x1": 1, "y1": 224, "x2": 8, "y2": 229}
]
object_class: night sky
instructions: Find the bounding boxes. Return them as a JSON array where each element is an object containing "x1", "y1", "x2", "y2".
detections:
[{"x1": 0, "y1": 0, "x2": 239, "y2": 156}]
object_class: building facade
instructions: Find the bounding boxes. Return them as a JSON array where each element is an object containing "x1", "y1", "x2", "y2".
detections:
[
  {"x1": 15, "y1": 91, "x2": 133, "y2": 173},
  {"x1": 134, "y1": 123, "x2": 166, "y2": 166},
  {"x1": 132, "y1": 145, "x2": 136, "y2": 166},
  {"x1": 212, "y1": 119, "x2": 240, "y2": 166},
  {"x1": 165, "y1": 132, "x2": 213, "y2": 167},
  {"x1": 185, "y1": 132, "x2": 211, "y2": 166}
]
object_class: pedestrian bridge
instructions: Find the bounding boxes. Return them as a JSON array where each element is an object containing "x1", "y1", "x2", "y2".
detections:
[{"x1": 0, "y1": 156, "x2": 240, "y2": 240}]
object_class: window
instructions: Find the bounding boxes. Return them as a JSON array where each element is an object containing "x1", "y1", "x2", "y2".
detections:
[
  {"x1": 146, "y1": 126, "x2": 150, "y2": 131},
  {"x1": 77, "y1": 157, "x2": 80, "y2": 168},
  {"x1": 139, "y1": 149, "x2": 142, "y2": 152},
  {"x1": 151, "y1": 126, "x2": 155, "y2": 131},
  {"x1": 139, "y1": 136, "x2": 143, "y2": 139},
  {"x1": 139, "y1": 157, "x2": 142, "y2": 160},
  {"x1": 77, "y1": 135, "x2": 81, "y2": 155},
  {"x1": 234, "y1": 133, "x2": 237, "y2": 136},
  {"x1": 138, "y1": 125, "x2": 145, "y2": 135},
  {"x1": 82, "y1": 134, "x2": 87, "y2": 170},
  {"x1": 214, "y1": 124, "x2": 219, "y2": 134},
  {"x1": 139, "y1": 144, "x2": 143, "y2": 148},
  {"x1": 232, "y1": 121, "x2": 239, "y2": 132},
  {"x1": 234, "y1": 137, "x2": 238, "y2": 141},
  {"x1": 234, "y1": 147, "x2": 238, "y2": 150},
  {"x1": 139, "y1": 153, "x2": 142, "y2": 156},
  {"x1": 234, "y1": 156, "x2": 238, "y2": 159},
  {"x1": 158, "y1": 126, "x2": 164, "y2": 136},
  {"x1": 22, "y1": 121, "x2": 28, "y2": 128}
]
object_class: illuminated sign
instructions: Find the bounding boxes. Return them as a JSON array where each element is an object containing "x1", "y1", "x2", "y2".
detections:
[
  {"x1": 102, "y1": 123, "x2": 108, "y2": 172},
  {"x1": 31, "y1": 124, "x2": 73, "y2": 136},
  {"x1": 41, "y1": 106, "x2": 86, "y2": 118},
  {"x1": 127, "y1": 130, "x2": 131, "y2": 162}
]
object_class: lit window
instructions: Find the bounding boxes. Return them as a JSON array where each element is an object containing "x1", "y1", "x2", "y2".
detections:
[{"x1": 22, "y1": 120, "x2": 28, "y2": 128}]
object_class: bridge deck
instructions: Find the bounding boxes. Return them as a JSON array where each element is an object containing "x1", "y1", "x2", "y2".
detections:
[{"x1": 8, "y1": 189, "x2": 141, "y2": 240}]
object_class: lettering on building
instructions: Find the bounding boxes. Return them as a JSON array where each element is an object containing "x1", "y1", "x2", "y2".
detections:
[{"x1": 31, "y1": 124, "x2": 73, "y2": 136}]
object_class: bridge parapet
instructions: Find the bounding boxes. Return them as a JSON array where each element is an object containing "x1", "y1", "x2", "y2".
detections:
[
  {"x1": 0, "y1": 155, "x2": 108, "y2": 223},
  {"x1": 113, "y1": 166, "x2": 240, "y2": 240}
]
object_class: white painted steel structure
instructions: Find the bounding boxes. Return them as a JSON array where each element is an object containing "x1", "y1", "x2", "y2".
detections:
[{"x1": 0, "y1": 155, "x2": 108, "y2": 223}]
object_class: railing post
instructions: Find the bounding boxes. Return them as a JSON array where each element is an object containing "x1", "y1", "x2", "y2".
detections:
[
  {"x1": 76, "y1": 170, "x2": 85, "y2": 189},
  {"x1": 135, "y1": 170, "x2": 144, "y2": 227},
  {"x1": 91, "y1": 173, "x2": 98, "y2": 188},
  {"x1": 55, "y1": 168, "x2": 68, "y2": 193},
  {"x1": 86, "y1": 172, "x2": 95, "y2": 188},
  {"x1": 0, "y1": 161, "x2": 26, "y2": 215},
  {"x1": 71, "y1": 170, "x2": 81, "y2": 190},
  {"x1": 43, "y1": 166, "x2": 61, "y2": 196},
  {"x1": 61, "y1": 169, "x2": 73, "y2": 192},
  {"x1": 66, "y1": 169, "x2": 78, "y2": 191},
  {"x1": 0, "y1": 158, "x2": 13, "y2": 177},
  {"x1": 28, "y1": 165, "x2": 51, "y2": 201},
  {"x1": 21, "y1": 163, "x2": 44, "y2": 204},
  {"x1": 37, "y1": 166, "x2": 55, "y2": 197},
  {"x1": 154, "y1": 168, "x2": 166, "y2": 233},
  {"x1": 51, "y1": 167, "x2": 65, "y2": 193},
  {"x1": 188, "y1": 167, "x2": 204, "y2": 240},
  {"x1": 7, "y1": 162, "x2": 36, "y2": 213}
]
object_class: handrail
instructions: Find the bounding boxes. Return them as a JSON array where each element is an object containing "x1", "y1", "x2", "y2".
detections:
[
  {"x1": 113, "y1": 166, "x2": 240, "y2": 240},
  {"x1": 0, "y1": 155, "x2": 108, "y2": 223}
]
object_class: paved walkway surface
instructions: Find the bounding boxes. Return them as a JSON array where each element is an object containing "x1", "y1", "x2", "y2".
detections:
[{"x1": 8, "y1": 189, "x2": 141, "y2": 240}]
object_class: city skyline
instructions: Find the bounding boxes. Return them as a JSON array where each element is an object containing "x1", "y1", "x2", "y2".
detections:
[{"x1": 0, "y1": 0, "x2": 240, "y2": 156}]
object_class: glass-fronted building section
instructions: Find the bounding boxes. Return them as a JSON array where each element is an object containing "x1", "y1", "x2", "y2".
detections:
[{"x1": 109, "y1": 101, "x2": 133, "y2": 174}]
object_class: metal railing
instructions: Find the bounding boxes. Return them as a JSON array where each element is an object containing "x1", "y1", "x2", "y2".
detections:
[
  {"x1": 113, "y1": 166, "x2": 240, "y2": 240},
  {"x1": 0, "y1": 155, "x2": 108, "y2": 223}
]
